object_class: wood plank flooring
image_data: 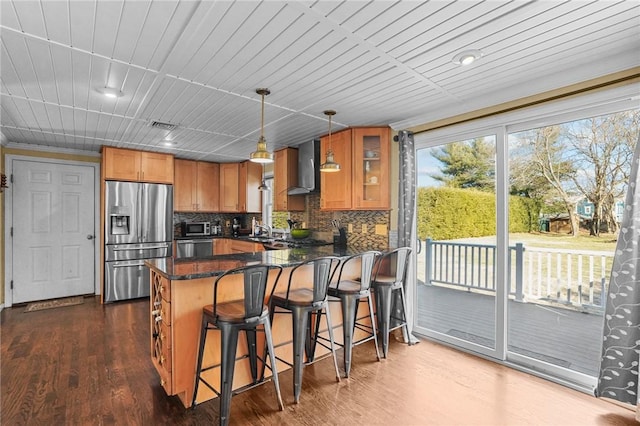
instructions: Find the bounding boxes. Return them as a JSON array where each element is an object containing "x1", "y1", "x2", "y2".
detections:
[{"x1": 1, "y1": 296, "x2": 636, "y2": 425}]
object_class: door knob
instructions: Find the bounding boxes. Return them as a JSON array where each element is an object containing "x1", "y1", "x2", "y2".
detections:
[{"x1": 87, "y1": 234, "x2": 95, "y2": 240}]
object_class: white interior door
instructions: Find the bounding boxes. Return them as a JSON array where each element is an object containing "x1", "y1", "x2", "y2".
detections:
[{"x1": 11, "y1": 159, "x2": 96, "y2": 303}]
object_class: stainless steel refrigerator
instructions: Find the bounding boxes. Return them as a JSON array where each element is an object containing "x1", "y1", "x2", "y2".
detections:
[{"x1": 104, "y1": 181, "x2": 173, "y2": 302}]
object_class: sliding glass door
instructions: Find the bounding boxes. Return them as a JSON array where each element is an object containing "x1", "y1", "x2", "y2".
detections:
[
  {"x1": 414, "y1": 132, "x2": 502, "y2": 359},
  {"x1": 506, "y1": 110, "x2": 638, "y2": 386},
  {"x1": 411, "y1": 87, "x2": 638, "y2": 392}
]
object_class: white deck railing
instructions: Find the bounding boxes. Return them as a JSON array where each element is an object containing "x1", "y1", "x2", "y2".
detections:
[{"x1": 422, "y1": 239, "x2": 613, "y2": 311}]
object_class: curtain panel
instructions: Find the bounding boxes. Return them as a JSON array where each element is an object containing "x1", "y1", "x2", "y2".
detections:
[
  {"x1": 395, "y1": 130, "x2": 419, "y2": 344},
  {"x1": 596, "y1": 134, "x2": 640, "y2": 413}
]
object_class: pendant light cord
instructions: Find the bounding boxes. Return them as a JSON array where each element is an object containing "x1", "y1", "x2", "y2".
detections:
[{"x1": 260, "y1": 92, "x2": 265, "y2": 140}]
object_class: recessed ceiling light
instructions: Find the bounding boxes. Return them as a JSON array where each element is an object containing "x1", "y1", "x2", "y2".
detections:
[
  {"x1": 163, "y1": 140, "x2": 176, "y2": 146},
  {"x1": 452, "y1": 49, "x2": 484, "y2": 66},
  {"x1": 100, "y1": 87, "x2": 123, "y2": 98}
]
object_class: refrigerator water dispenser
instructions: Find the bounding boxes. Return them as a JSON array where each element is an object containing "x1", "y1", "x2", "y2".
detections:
[{"x1": 110, "y1": 215, "x2": 130, "y2": 235}]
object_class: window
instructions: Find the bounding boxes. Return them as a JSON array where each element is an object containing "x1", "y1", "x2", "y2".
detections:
[{"x1": 413, "y1": 84, "x2": 639, "y2": 392}]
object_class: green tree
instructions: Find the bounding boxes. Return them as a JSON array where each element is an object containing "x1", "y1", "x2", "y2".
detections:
[{"x1": 430, "y1": 138, "x2": 495, "y2": 191}]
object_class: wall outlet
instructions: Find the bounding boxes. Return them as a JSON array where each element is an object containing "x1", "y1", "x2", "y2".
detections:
[
  {"x1": 375, "y1": 224, "x2": 387, "y2": 235},
  {"x1": 361, "y1": 224, "x2": 367, "y2": 233},
  {"x1": 348, "y1": 223, "x2": 353, "y2": 233}
]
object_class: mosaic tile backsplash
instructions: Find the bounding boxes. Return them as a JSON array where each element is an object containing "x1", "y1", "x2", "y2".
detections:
[
  {"x1": 174, "y1": 194, "x2": 390, "y2": 249},
  {"x1": 288, "y1": 193, "x2": 390, "y2": 250}
]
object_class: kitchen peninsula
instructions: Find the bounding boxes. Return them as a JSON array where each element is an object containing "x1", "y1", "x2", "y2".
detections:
[{"x1": 146, "y1": 246, "x2": 371, "y2": 408}]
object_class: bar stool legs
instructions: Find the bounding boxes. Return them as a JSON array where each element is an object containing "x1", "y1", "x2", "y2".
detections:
[
  {"x1": 263, "y1": 319, "x2": 285, "y2": 411},
  {"x1": 218, "y1": 324, "x2": 239, "y2": 425},
  {"x1": 270, "y1": 303, "x2": 341, "y2": 404},
  {"x1": 371, "y1": 247, "x2": 413, "y2": 358},
  {"x1": 374, "y1": 285, "x2": 410, "y2": 358},
  {"x1": 335, "y1": 292, "x2": 381, "y2": 378},
  {"x1": 291, "y1": 307, "x2": 308, "y2": 403}
]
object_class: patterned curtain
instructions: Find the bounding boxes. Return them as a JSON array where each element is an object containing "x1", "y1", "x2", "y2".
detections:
[
  {"x1": 596, "y1": 134, "x2": 640, "y2": 413},
  {"x1": 395, "y1": 130, "x2": 419, "y2": 344}
]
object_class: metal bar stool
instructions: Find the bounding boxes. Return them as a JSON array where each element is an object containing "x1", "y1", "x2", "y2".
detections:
[
  {"x1": 267, "y1": 256, "x2": 341, "y2": 403},
  {"x1": 371, "y1": 247, "x2": 413, "y2": 358},
  {"x1": 327, "y1": 251, "x2": 381, "y2": 378},
  {"x1": 192, "y1": 264, "x2": 284, "y2": 426}
]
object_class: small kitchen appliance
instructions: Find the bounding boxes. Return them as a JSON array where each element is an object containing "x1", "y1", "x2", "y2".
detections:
[
  {"x1": 181, "y1": 221, "x2": 211, "y2": 237},
  {"x1": 232, "y1": 217, "x2": 243, "y2": 237}
]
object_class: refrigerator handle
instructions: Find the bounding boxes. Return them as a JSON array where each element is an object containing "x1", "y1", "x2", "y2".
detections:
[{"x1": 138, "y1": 184, "x2": 144, "y2": 242}]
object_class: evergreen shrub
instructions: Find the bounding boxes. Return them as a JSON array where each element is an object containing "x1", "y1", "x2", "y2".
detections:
[{"x1": 417, "y1": 187, "x2": 540, "y2": 240}]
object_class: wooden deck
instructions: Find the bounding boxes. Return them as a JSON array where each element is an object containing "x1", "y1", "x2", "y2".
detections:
[{"x1": 416, "y1": 283, "x2": 604, "y2": 376}]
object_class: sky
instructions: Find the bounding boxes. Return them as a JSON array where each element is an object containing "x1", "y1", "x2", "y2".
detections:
[{"x1": 417, "y1": 148, "x2": 442, "y2": 187}]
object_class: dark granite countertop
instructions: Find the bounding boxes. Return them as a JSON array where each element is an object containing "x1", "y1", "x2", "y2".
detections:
[
  {"x1": 146, "y1": 245, "x2": 361, "y2": 280},
  {"x1": 173, "y1": 235, "x2": 225, "y2": 240}
]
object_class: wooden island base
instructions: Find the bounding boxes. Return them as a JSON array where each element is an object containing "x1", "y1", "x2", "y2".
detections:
[{"x1": 148, "y1": 251, "x2": 371, "y2": 408}]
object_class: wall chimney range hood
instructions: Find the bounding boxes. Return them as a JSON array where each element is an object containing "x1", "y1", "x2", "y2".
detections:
[{"x1": 287, "y1": 139, "x2": 321, "y2": 195}]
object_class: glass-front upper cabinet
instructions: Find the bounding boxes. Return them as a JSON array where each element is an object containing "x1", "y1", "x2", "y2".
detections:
[{"x1": 352, "y1": 127, "x2": 390, "y2": 210}]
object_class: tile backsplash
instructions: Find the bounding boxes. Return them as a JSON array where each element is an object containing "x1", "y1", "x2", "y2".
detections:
[
  {"x1": 174, "y1": 193, "x2": 390, "y2": 249},
  {"x1": 288, "y1": 193, "x2": 390, "y2": 250}
]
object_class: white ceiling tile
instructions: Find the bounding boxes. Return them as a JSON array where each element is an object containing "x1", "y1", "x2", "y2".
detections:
[
  {"x1": 0, "y1": 38, "x2": 27, "y2": 98},
  {"x1": 0, "y1": 1, "x2": 21, "y2": 30},
  {"x1": 41, "y1": 0, "x2": 71, "y2": 45},
  {"x1": 69, "y1": 0, "x2": 96, "y2": 53},
  {"x1": 1, "y1": 0, "x2": 638, "y2": 161},
  {"x1": 92, "y1": 1, "x2": 124, "y2": 58},
  {"x1": 10, "y1": 0, "x2": 46, "y2": 38}
]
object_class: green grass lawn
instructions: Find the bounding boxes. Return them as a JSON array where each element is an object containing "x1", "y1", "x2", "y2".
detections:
[
  {"x1": 450, "y1": 231, "x2": 618, "y2": 252},
  {"x1": 508, "y1": 231, "x2": 618, "y2": 252}
]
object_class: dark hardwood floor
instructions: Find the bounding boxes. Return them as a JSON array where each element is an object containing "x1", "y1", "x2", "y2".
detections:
[{"x1": 1, "y1": 296, "x2": 636, "y2": 425}]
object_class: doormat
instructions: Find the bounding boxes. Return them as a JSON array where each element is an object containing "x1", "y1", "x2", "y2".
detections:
[{"x1": 24, "y1": 296, "x2": 84, "y2": 312}]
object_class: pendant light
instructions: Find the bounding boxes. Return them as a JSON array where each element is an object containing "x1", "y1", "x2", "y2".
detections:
[
  {"x1": 320, "y1": 110, "x2": 340, "y2": 173},
  {"x1": 250, "y1": 88, "x2": 273, "y2": 164},
  {"x1": 258, "y1": 165, "x2": 269, "y2": 191}
]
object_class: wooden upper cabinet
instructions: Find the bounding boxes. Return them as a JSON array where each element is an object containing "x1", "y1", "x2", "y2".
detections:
[
  {"x1": 352, "y1": 127, "x2": 390, "y2": 210},
  {"x1": 274, "y1": 148, "x2": 305, "y2": 211},
  {"x1": 197, "y1": 162, "x2": 220, "y2": 212},
  {"x1": 174, "y1": 160, "x2": 219, "y2": 212},
  {"x1": 102, "y1": 147, "x2": 174, "y2": 184},
  {"x1": 140, "y1": 151, "x2": 175, "y2": 183},
  {"x1": 320, "y1": 128, "x2": 353, "y2": 210},
  {"x1": 319, "y1": 127, "x2": 390, "y2": 211},
  {"x1": 240, "y1": 161, "x2": 262, "y2": 213},
  {"x1": 219, "y1": 163, "x2": 240, "y2": 212},
  {"x1": 219, "y1": 161, "x2": 262, "y2": 213},
  {"x1": 174, "y1": 159, "x2": 197, "y2": 211}
]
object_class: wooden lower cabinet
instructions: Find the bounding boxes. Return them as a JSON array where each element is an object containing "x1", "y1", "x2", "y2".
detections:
[
  {"x1": 214, "y1": 238, "x2": 264, "y2": 255},
  {"x1": 230, "y1": 239, "x2": 264, "y2": 253},
  {"x1": 149, "y1": 262, "x2": 370, "y2": 408}
]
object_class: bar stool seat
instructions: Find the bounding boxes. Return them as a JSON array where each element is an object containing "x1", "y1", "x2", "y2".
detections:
[
  {"x1": 192, "y1": 264, "x2": 284, "y2": 426},
  {"x1": 326, "y1": 250, "x2": 382, "y2": 378},
  {"x1": 371, "y1": 247, "x2": 413, "y2": 358},
  {"x1": 202, "y1": 302, "x2": 269, "y2": 323},
  {"x1": 269, "y1": 256, "x2": 341, "y2": 403}
]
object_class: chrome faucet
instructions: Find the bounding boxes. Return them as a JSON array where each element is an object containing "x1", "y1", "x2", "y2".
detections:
[{"x1": 255, "y1": 224, "x2": 272, "y2": 237}]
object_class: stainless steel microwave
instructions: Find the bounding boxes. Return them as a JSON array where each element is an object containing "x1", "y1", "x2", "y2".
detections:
[{"x1": 181, "y1": 221, "x2": 210, "y2": 236}]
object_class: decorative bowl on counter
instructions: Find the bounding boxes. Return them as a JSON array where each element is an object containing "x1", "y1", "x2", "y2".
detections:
[
  {"x1": 290, "y1": 228, "x2": 311, "y2": 239},
  {"x1": 364, "y1": 150, "x2": 378, "y2": 158}
]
